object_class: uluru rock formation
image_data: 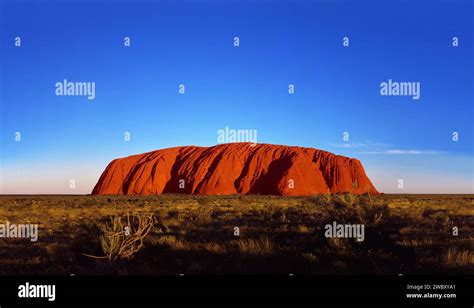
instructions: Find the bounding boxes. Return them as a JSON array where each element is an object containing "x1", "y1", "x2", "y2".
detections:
[{"x1": 92, "y1": 143, "x2": 378, "y2": 196}]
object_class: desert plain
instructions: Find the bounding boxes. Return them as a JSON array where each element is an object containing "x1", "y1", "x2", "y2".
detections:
[{"x1": 0, "y1": 194, "x2": 472, "y2": 275}]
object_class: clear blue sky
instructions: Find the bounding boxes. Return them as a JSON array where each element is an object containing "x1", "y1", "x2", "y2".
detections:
[{"x1": 1, "y1": 0, "x2": 473, "y2": 194}]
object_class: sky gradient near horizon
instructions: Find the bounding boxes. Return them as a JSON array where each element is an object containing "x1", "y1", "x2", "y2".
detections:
[{"x1": 1, "y1": 0, "x2": 473, "y2": 194}]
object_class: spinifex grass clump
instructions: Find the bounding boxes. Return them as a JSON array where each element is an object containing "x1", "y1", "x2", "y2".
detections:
[
  {"x1": 345, "y1": 181, "x2": 359, "y2": 206},
  {"x1": 84, "y1": 212, "x2": 155, "y2": 261}
]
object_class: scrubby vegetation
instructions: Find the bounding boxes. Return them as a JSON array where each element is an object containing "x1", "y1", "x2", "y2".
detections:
[
  {"x1": 83, "y1": 212, "x2": 155, "y2": 261},
  {"x1": 0, "y1": 194, "x2": 472, "y2": 274}
]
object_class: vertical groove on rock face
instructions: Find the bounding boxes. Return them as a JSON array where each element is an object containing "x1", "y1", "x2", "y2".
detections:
[
  {"x1": 91, "y1": 143, "x2": 379, "y2": 196},
  {"x1": 162, "y1": 147, "x2": 193, "y2": 194},
  {"x1": 193, "y1": 151, "x2": 224, "y2": 194},
  {"x1": 249, "y1": 155, "x2": 294, "y2": 195},
  {"x1": 233, "y1": 146, "x2": 260, "y2": 193}
]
